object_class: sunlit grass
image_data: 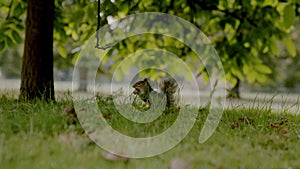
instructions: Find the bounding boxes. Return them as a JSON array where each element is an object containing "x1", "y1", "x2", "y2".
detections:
[{"x1": 0, "y1": 94, "x2": 300, "y2": 169}]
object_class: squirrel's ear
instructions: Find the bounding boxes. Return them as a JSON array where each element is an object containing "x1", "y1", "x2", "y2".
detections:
[{"x1": 144, "y1": 78, "x2": 148, "y2": 82}]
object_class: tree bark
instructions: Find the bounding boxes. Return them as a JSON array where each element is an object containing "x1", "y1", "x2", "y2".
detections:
[
  {"x1": 227, "y1": 79, "x2": 241, "y2": 98},
  {"x1": 20, "y1": 0, "x2": 55, "y2": 101}
]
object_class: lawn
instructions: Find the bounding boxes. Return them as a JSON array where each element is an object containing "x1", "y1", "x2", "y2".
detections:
[{"x1": 0, "y1": 94, "x2": 300, "y2": 169}]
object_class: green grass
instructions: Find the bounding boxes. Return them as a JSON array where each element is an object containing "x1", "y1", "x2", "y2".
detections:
[{"x1": 0, "y1": 94, "x2": 300, "y2": 169}]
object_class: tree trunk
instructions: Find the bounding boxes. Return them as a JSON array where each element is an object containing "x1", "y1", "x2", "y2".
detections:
[
  {"x1": 20, "y1": 0, "x2": 54, "y2": 101},
  {"x1": 227, "y1": 79, "x2": 240, "y2": 98}
]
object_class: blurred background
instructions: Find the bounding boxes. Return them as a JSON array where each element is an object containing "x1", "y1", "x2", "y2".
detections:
[{"x1": 0, "y1": 0, "x2": 299, "y2": 112}]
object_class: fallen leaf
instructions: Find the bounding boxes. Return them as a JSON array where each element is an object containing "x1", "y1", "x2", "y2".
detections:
[
  {"x1": 270, "y1": 123, "x2": 280, "y2": 129},
  {"x1": 279, "y1": 127, "x2": 288, "y2": 137},
  {"x1": 278, "y1": 118, "x2": 288, "y2": 125},
  {"x1": 231, "y1": 116, "x2": 254, "y2": 129},
  {"x1": 102, "y1": 151, "x2": 129, "y2": 162},
  {"x1": 170, "y1": 157, "x2": 189, "y2": 169},
  {"x1": 269, "y1": 118, "x2": 288, "y2": 129},
  {"x1": 269, "y1": 118, "x2": 289, "y2": 138},
  {"x1": 62, "y1": 105, "x2": 78, "y2": 124},
  {"x1": 103, "y1": 113, "x2": 111, "y2": 120}
]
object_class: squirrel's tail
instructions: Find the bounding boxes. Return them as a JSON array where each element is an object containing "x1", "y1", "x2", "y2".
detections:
[{"x1": 159, "y1": 78, "x2": 178, "y2": 108}]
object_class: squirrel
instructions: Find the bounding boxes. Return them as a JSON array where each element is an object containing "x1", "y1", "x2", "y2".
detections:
[{"x1": 132, "y1": 78, "x2": 179, "y2": 112}]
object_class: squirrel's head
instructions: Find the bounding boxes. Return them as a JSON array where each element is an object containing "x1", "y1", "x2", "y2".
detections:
[{"x1": 132, "y1": 78, "x2": 151, "y2": 95}]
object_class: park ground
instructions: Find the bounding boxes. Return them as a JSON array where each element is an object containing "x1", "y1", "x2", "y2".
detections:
[
  {"x1": 0, "y1": 90, "x2": 300, "y2": 169},
  {"x1": 1, "y1": 78, "x2": 299, "y2": 113}
]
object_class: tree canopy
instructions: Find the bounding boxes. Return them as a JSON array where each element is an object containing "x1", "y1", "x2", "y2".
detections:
[{"x1": 0, "y1": 0, "x2": 299, "y2": 99}]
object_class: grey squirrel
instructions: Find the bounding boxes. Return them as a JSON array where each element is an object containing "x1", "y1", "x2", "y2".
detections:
[{"x1": 132, "y1": 78, "x2": 179, "y2": 112}]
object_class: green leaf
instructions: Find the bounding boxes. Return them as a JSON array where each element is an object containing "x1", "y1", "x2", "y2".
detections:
[
  {"x1": 226, "y1": 73, "x2": 237, "y2": 87},
  {"x1": 1, "y1": 6, "x2": 9, "y2": 13},
  {"x1": 56, "y1": 27, "x2": 67, "y2": 42},
  {"x1": 0, "y1": 41, "x2": 6, "y2": 53},
  {"x1": 203, "y1": 71, "x2": 210, "y2": 83},
  {"x1": 58, "y1": 46, "x2": 67, "y2": 58},
  {"x1": 72, "y1": 52, "x2": 80, "y2": 64},
  {"x1": 283, "y1": 4, "x2": 296, "y2": 28},
  {"x1": 231, "y1": 67, "x2": 244, "y2": 80},
  {"x1": 13, "y1": 4, "x2": 23, "y2": 17},
  {"x1": 242, "y1": 64, "x2": 251, "y2": 74},
  {"x1": 0, "y1": 34, "x2": 5, "y2": 41},
  {"x1": 269, "y1": 39, "x2": 280, "y2": 56},
  {"x1": 256, "y1": 74, "x2": 267, "y2": 83},
  {"x1": 16, "y1": 24, "x2": 25, "y2": 31},
  {"x1": 282, "y1": 37, "x2": 296, "y2": 57},
  {"x1": 255, "y1": 64, "x2": 272, "y2": 74},
  {"x1": 196, "y1": 66, "x2": 206, "y2": 76},
  {"x1": 247, "y1": 70, "x2": 256, "y2": 83},
  {"x1": 250, "y1": 47, "x2": 259, "y2": 57},
  {"x1": 11, "y1": 30, "x2": 22, "y2": 43},
  {"x1": 6, "y1": 36, "x2": 14, "y2": 47},
  {"x1": 71, "y1": 31, "x2": 79, "y2": 40}
]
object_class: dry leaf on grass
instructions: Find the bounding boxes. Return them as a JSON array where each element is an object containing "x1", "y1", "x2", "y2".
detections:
[
  {"x1": 102, "y1": 113, "x2": 111, "y2": 120},
  {"x1": 102, "y1": 151, "x2": 129, "y2": 162},
  {"x1": 62, "y1": 105, "x2": 78, "y2": 124},
  {"x1": 170, "y1": 157, "x2": 189, "y2": 169},
  {"x1": 279, "y1": 127, "x2": 288, "y2": 137},
  {"x1": 269, "y1": 118, "x2": 288, "y2": 129},
  {"x1": 231, "y1": 116, "x2": 254, "y2": 129},
  {"x1": 269, "y1": 118, "x2": 289, "y2": 138}
]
